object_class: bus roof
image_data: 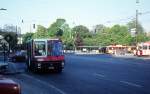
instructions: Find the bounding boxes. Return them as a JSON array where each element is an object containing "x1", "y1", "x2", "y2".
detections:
[
  {"x1": 143, "y1": 41, "x2": 150, "y2": 45},
  {"x1": 138, "y1": 41, "x2": 150, "y2": 46}
]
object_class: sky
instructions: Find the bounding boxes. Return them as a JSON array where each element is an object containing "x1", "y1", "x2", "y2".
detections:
[{"x1": 0, "y1": 0, "x2": 150, "y2": 33}]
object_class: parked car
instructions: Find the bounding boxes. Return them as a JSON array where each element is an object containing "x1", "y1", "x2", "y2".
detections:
[
  {"x1": 0, "y1": 76, "x2": 21, "y2": 94},
  {"x1": 9, "y1": 50, "x2": 26, "y2": 62}
]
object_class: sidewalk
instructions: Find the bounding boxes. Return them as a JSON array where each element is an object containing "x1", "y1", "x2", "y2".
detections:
[
  {"x1": 0, "y1": 60, "x2": 26, "y2": 74},
  {"x1": 113, "y1": 53, "x2": 134, "y2": 57},
  {"x1": 0, "y1": 61, "x2": 8, "y2": 73},
  {"x1": 113, "y1": 53, "x2": 150, "y2": 60},
  {"x1": 74, "y1": 51, "x2": 100, "y2": 55}
]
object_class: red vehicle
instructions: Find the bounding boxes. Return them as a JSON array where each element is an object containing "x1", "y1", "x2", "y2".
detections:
[
  {"x1": 134, "y1": 41, "x2": 150, "y2": 56},
  {"x1": 26, "y1": 39, "x2": 65, "y2": 72},
  {"x1": 0, "y1": 77, "x2": 21, "y2": 94}
]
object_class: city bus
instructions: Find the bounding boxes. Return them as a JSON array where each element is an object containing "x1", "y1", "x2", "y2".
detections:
[
  {"x1": 106, "y1": 45, "x2": 127, "y2": 54},
  {"x1": 135, "y1": 41, "x2": 150, "y2": 56},
  {"x1": 26, "y1": 39, "x2": 65, "y2": 72},
  {"x1": 106, "y1": 45, "x2": 136, "y2": 55}
]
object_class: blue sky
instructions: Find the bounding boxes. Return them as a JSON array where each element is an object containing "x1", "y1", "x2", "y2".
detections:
[{"x1": 0, "y1": 0, "x2": 150, "y2": 33}]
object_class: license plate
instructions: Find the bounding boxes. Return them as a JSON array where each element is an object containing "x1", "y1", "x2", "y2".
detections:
[{"x1": 48, "y1": 67, "x2": 54, "y2": 69}]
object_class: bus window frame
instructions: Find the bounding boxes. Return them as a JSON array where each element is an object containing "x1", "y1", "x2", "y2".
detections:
[
  {"x1": 143, "y1": 45, "x2": 147, "y2": 50},
  {"x1": 149, "y1": 46, "x2": 150, "y2": 50},
  {"x1": 34, "y1": 41, "x2": 47, "y2": 57}
]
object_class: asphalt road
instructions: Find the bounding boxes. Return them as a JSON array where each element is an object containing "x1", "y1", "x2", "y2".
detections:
[{"x1": 1, "y1": 54, "x2": 150, "y2": 94}]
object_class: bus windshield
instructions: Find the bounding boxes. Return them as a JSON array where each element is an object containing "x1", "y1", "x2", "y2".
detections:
[
  {"x1": 48, "y1": 41, "x2": 63, "y2": 56},
  {"x1": 34, "y1": 41, "x2": 46, "y2": 56}
]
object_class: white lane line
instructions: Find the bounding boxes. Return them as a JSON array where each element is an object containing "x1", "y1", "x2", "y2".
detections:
[
  {"x1": 94, "y1": 73, "x2": 105, "y2": 78},
  {"x1": 120, "y1": 81, "x2": 143, "y2": 88},
  {"x1": 21, "y1": 74, "x2": 67, "y2": 94}
]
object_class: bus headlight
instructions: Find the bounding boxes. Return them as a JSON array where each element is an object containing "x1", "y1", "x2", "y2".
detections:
[
  {"x1": 37, "y1": 63, "x2": 41, "y2": 68},
  {"x1": 61, "y1": 61, "x2": 65, "y2": 67}
]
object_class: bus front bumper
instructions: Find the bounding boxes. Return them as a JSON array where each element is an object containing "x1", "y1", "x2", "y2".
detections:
[{"x1": 33, "y1": 61, "x2": 65, "y2": 70}]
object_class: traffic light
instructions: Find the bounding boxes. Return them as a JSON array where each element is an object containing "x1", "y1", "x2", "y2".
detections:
[
  {"x1": 33, "y1": 24, "x2": 35, "y2": 29},
  {"x1": 21, "y1": 19, "x2": 24, "y2": 23}
]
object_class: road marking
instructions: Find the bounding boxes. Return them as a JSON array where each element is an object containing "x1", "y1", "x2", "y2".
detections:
[
  {"x1": 94, "y1": 73, "x2": 105, "y2": 78},
  {"x1": 120, "y1": 81, "x2": 143, "y2": 88},
  {"x1": 22, "y1": 74, "x2": 67, "y2": 94},
  {"x1": 94, "y1": 73, "x2": 143, "y2": 88}
]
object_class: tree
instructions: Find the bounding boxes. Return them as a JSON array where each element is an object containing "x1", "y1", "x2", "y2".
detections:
[
  {"x1": 72, "y1": 25, "x2": 90, "y2": 38},
  {"x1": 94, "y1": 24, "x2": 106, "y2": 33},
  {"x1": 93, "y1": 25, "x2": 132, "y2": 46},
  {"x1": 33, "y1": 25, "x2": 48, "y2": 39},
  {"x1": 61, "y1": 24, "x2": 74, "y2": 50},
  {"x1": 3, "y1": 24, "x2": 17, "y2": 32},
  {"x1": 127, "y1": 20, "x2": 144, "y2": 33},
  {"x1": 93, "y1": 27, "x2": 112, "y2": 46},
  {"x1": 109, "y1": 25, "x2": 132, "y2": 45},
  {"x1": 47, "y1": 18, "x2": 75, "y2": 49},
  {"x1": 127, "y1": 20, "x2": 148, "y2": 43},
  {"x1": 22, "y1": 32, "x2": 34, "y2": 43},
  {"x1": 3, "y1": 32, "x2": 18, "y2": 50},
  {"x1": 56, "y1": 29, "x2": 63, "y2": 37},
  {"x1": 83, "y1": 37, "x2": 98, "y2": 46},
  {"x1": 72, "y1": 25, "x2": 90, "y2": 48},
  {"x1": 47, "y1": 19, "x2": 66, "y2": 37},
  {"x1": 75, "y1": 33, "x2": 83, "y2": 48}
]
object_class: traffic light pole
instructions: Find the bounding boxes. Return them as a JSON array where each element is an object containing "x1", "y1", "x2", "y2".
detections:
[
  {"x1": 135, "y1": 9, "x2": 138, "y2": 44},
  {"x1": 135, "y1": 0, "x2": 139, "y2": 45}
]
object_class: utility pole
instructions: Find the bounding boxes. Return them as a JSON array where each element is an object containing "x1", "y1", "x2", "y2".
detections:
[{"x1": 135, "y1": 0, "x2": 139, "y2": 44}]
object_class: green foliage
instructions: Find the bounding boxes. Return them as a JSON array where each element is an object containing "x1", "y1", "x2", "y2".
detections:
[
  {"x1": 127, "y1": 20, "x2": 144, "y2": 33},
  {"x1": 23, "y1": 18, "x2": 148, "y2": 50},
  {"x1": 33, "y1": 25, "x2": 48, "y2": 39},
  {"x1": 83, "y1": 37, "x2": 98, "y2": 46},
  {"x1": 56, "y1": 29, "x2": 63, "y2": 37},
  {"x1": 22, "y1": 32, "x2": 34, "y2": 43},
  {"x1": 94, "y1": 27, "x2": 112, "y2": 46},
  {"x1": 71, "y1": 25, "x2": 90, "y2": 47},
  {"x1": 63, "y1": 38, "x2": 74, "y2": 50},
  {"x1": 75, "y1": 33, "x2": 83, "y2": 47},
  {"x1": 94, "y1": 24, "x2": 106, "y2": 33},
  {"x1": 72, "y1": 25, "x2": 90, "y2": 38},
  {"x1": 109, "y1": 25, "x2": 132, "y2": 45},
  {"x1": 47, "y1": 19, "x2": 66, "y2": 37},
  {"x1": 88, "y1": 25, "x2": 133, "y2": 46},
  {"x1": 127, "y1": 20, "x2": 148, "y2": 43},
  {"x1": 137, "y1": 32, "x2": 149, "y2": 43},
  {"x1": 3, "y1": 32, "x2": 18, "y2": 50}
]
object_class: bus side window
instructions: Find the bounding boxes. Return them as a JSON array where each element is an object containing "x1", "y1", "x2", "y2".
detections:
[
  {"x1": 143, "y1": 45, "x2": 147, "y2": 50},
  {"x1": 35, "y1": 45, "x2": 41, "y2": 56},
  {"x1": 48, "y1": 42, "x2": 52, "y2": 56}
]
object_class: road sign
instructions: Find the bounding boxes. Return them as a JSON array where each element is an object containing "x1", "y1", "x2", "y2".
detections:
[{"x1": 131, "y1": 28, "x2": 136, "y2": 37}]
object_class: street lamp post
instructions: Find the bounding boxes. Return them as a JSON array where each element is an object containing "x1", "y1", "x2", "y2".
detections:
[{"x1": 74, "y1": 31, "x2": 77, "y2": 52}]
